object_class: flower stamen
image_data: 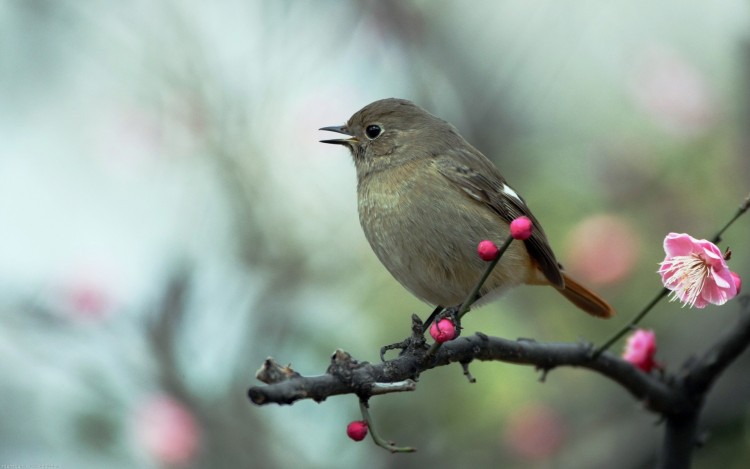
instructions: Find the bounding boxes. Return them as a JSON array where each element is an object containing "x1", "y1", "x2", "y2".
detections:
[{"x1": 662, "y1": 254, "x2": 710, "y2": 307}]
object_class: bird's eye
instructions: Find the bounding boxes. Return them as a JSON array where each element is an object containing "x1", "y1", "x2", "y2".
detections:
[{"x1": 365, "y1": 124, "x2": 382, "y2": 139}]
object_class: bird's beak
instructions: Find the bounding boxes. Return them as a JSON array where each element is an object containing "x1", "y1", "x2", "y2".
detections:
[{"x1": 319, "y1": 125, "x2": 357, "y2": 146}]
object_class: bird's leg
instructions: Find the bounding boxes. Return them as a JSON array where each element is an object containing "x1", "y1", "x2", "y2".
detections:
[
  {"x1": 437, "y1": 305, "x2": 462, "y2": 338},
  {"x1": 379, "y1": 339, "x2": 412, "y2": 362},
  {"x1": 421, "y1": 305, "x2": 445, "y2": 330}
]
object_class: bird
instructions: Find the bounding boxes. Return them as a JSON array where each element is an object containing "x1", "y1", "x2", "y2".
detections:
[{"x1": 320, "y1": 98, "x2": 614, "y2": 320}]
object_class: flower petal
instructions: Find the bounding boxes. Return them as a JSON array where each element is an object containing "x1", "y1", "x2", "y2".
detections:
[
  {"x1": 711, "y1": 269, "x2": 731, "y2": 289},
  {"x1": 701, "y1": 284, "x2": 727, "y2": 306},
  {"x1": 692, "y1": 296, "x2": 709, "y2": 308},
  {"x1": 663, "y1": 233, "x2": 699, "y2": 257},
  {"x1": 731, "y1": 272, "x2": 742, "y2": 294}
]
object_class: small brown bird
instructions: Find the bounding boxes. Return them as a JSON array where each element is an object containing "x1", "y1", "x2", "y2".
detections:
[{"x1": 321, "y1": 98, "x2": 614, "y2": 319}]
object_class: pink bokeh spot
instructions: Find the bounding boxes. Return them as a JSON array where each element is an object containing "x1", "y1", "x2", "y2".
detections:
[
  {"x1": 60, "y1": 262, "x2": 120, "y2": 321},
  {"x1": 136, "y1": 395, "x2": 200, "y2": 466},
  {"x1": 622, "y1": 329, "x2": 658, "y2": 372},
  {"x1": 67, "y1": 284, "x2": 111, "y2": 319},
  {"x1": 658, "y1": 233, "x2": 738, "y2": 308},
  {"x1": 629, "y1": 45, "x2": 716, "y2": 137},
  {"x1": 503, "y1": 404, "x2": 566, "y2": 461},
  {"x1": 565, "y1": 214, "x2": 641, "y2": 286}
]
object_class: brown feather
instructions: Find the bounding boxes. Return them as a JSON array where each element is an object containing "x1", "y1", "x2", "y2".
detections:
[
  {"x1": 557, "y1": 273, "x2": 615, "y2": 318},
  {"x1": 434, "y1": 153, "x2": 565, "y2": 288}
]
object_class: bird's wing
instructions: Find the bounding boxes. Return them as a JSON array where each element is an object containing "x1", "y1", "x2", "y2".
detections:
[{"x1": 435, "y1": 150, "x2": 565, "y2": 288}]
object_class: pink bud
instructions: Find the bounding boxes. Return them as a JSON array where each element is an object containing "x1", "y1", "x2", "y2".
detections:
[
  {"x1": 346, "y1": 420, "x2": 368, "y2": 441},
  {"x1": 430, "y1": 318, "x2": 457, "y2": 343},
  {"x1": 731, "y1": 271, "x2": 742, "y2": 294},
  {"x1": 622, "y1": 329, "x2": 658, "y2": 372},
  {"x1": 510, "y1": 216, "x2": 533, "y2": 240},
  {"x1": 477, "y1": 240, "x2": 499, "y2": 261}
]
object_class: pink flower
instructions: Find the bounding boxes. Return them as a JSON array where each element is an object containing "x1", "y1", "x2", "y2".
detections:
[
  {"x1": 429, "y1": 318, "x2": 457, "y2": 343},
  {"x1": 346, "y1": 420, "x2": 368, "y2": 441},
  {"x1": 658, "y1": 233, "x2": 738, "y2": 308},
  {"x1": 477, "y1": 240, "x2": 499, "y2": 261},
  {"x1": 623, "y1": 329, "x2": 658, "y2": 372},
  {"x1": 510, "y1": 216, "x2": 533, "y2": 240}
]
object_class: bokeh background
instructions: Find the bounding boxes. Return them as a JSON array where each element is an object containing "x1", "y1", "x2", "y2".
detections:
[{"x1": 1, "y1": 1, "x2": 749, "y2": 468}]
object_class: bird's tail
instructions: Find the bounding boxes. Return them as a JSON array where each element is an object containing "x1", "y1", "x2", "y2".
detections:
[{"x1": 557, "y1": 273, "x2": 615, "y2": 318}]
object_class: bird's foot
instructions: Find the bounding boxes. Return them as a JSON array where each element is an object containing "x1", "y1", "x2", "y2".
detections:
[
  {"x1": 421, "y1": 305, "x2": 445, "y2": 330},
  {"x1": 379, "y1": 339, "x2": 412, "y2": 362},
  {"x1": 432, "y1": 305, "x2": 463, "y2": 339},
  {"x1": 379, "y1": 314, "x2": 429, "y2": 362}
]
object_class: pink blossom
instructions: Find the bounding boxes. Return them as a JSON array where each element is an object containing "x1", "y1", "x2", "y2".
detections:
[
  {"x1": 509, "y1": 216, "x2": 533, "y2": 240},
  {"x1": 658, "y1": 233, "x2": 738, "y2": 308},
  {"x1": 429, "y1": 318, "x2": 457, "y2": 343},
  {"x1": 622, "y1": 329, "x2": 658, "y2": 372},
  {"x1": 136, "y1": 395, "x2": 200, "y2": 466}
]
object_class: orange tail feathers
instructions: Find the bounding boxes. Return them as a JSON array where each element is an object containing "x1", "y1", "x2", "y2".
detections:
[{"x1": 557, "y1": 273, "x2": 615, "y2": 318}]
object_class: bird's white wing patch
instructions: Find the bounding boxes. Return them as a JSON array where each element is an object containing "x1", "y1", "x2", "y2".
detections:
[{"x1": 502, "y1": 183, "x2": 523, "y2": 203}]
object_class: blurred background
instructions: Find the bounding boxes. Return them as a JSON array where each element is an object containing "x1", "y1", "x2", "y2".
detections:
[{"x1": 1, "y1": 1, "x2": 749, "y2": 468}]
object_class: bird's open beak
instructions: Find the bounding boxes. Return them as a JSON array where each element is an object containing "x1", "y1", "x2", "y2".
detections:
[{"x1": 319, "y1": 125, "x2": 357, "y2": 146}]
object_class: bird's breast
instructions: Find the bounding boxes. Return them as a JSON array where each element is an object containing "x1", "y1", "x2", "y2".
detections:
[{"x1": 356, "y1": 161, "x2": 536, "y2": 307}]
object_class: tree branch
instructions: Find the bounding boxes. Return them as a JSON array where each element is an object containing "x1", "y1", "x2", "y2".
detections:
[
  {"x1": 656, "y1": 295, "x2": 750, "y2": 468},
  {"x1": 248, "y1": 316, "x2": 696, "y2": 415},
  {"x1": 683, "y1": 295, "x2": 750, "y2": 396},
  {"x1": 660, "y1": 412, "x2": 699, "y2": 469},
  {"x1": 248, "y1": 296, "x2": 750, "y2": 467}
]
